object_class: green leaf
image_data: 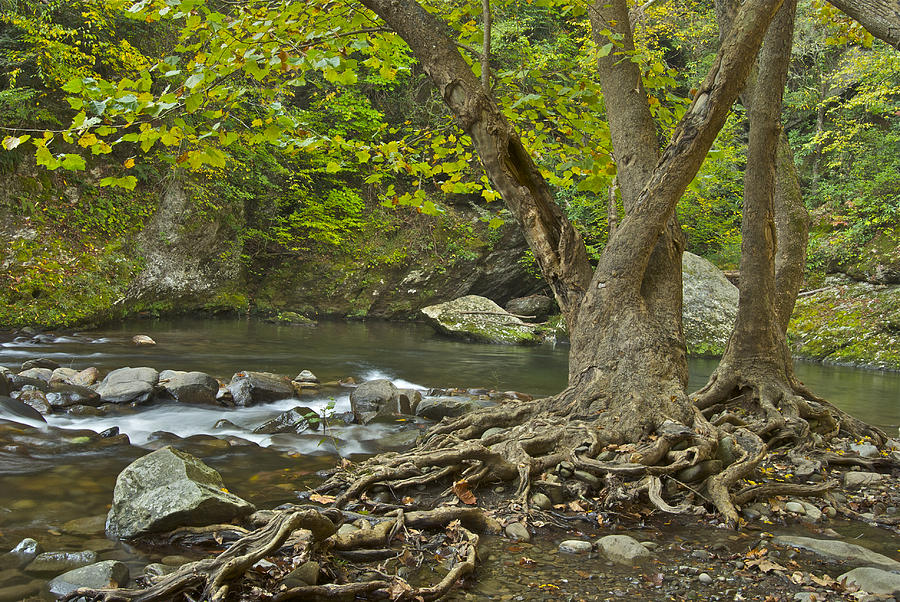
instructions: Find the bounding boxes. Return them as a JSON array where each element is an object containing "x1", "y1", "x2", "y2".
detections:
[
  {"x1": 60, "y1": 154, "x2": 86, "y2": 170},
  {"x1": 325, "y1": 161, "x2": 341, "y2": 173},
  {"x1": 598, "y1": 43, "x2": 614, "y2": 58},
  {"x1": 99, "y1": 175, "x2": 138, "y2": 190},
  {"x1": 185, "y1": 73, "x2": 204, "y2": 89},
  {"x1": 62, "y1": 78, "x2": 83, "y2": 93}
]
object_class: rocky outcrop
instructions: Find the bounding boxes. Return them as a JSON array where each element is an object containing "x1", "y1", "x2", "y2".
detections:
[
  {"x1": 252, "y1": 406, "x2": 319, "y2": 434},
  {"x1": 421, "y1": 295, "x2": 542, "y2": 345},
  {"x1": 682, "y1": 252, "x2": 738, "y2": 356},
  {"x1": 106, "y1": 446, "x2": 255, "y2": 539}
]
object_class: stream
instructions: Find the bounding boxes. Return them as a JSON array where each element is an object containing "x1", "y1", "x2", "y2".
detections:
[{"x1": 1, "y1": 317, "x2": 899, "y2": 600}]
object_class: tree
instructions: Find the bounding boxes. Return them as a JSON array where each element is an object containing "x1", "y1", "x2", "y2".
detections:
[{"x1": 826, "y1": 0, "x2": 900, "y2": 49}]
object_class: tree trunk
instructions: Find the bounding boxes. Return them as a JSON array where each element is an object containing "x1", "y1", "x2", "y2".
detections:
[{"x1": 826, "y1": 0, "x2": 900, "y2": 49}]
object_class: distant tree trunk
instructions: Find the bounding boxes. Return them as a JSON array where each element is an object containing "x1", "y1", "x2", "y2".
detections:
[
  {"x1": 607, "y1": 178, "x2": 618, "y2": 240},
  {"x1": 826, "y1": 0, "x2": 900, "y2": 49}
]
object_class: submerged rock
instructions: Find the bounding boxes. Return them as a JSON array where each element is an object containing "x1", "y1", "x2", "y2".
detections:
[
  {"x1": 772, "y1": 535, "x2": 900, "y2": 570},
  {"x1": 96, "y1": 367, "x2": 159, "y2": 405},
  {"x1": 421, "y1": 295, "x2": 542, "y2": 345},
  {"x1": 595, "y1": 535, "x2": 651, "y2": 565},
  {"x1": 106, "y1": 446, "x2": 255, "y2": 539},
  {"x1": 48, "y1": 560, "x2": 129, "y2": 597},
  {"x1": 227, "y1": 371, "x2": 294, "y2": 407},
  {"x1": 0, "y1": 396, "x2": 46, "y2": 422},
  {"x1": 24, "y1": 550, "x2": 97, "y2": 575}
]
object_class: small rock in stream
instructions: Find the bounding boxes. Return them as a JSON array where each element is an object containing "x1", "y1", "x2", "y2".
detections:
[
  {"x1": 505, "y1": 522, "x2": 531, "y2": 542},
  {"x1": 48, "y1": 560, "x2": 130, "y2": 597},
  {"x1": 559, "y1": 540, "x2": 592, "y2": 554}
]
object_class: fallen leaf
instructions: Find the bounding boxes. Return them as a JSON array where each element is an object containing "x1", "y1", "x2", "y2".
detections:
[
  {"x1": 746, "y1": 557, "x2": 787, "y2": 573},
  {"x1": 452, "y1": 479, "x2": 477, "y2": 505},
  {"x1": 810, "y1": 573, "x2": 835, "y2": 587},
  {"x1": 309, "y1": 493, "x2": 336, "y2": 504},
  {"x1": 568, "y1": 500, "x2": 587, "y2": 512}
]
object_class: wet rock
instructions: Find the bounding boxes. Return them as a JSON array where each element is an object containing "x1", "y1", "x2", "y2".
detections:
[
  {"x1": 132, "y1": 335, "x2": 156, "y2": 345},
  {"x1": 504, "y1": 295, "x2": 555, "y2": 321},
  {"x1": 96, "y1": 367, "x2": 159, "y2": 405},
  {"x1": 71, "y1": 367, "x2": 100, "y2": 387},
  {"x1": 785, "y1": 501, "x2": 805, "y2": 514},
  {"x1": 17, "y1": 389, "x2": 52, "y2": 415},
  {"x1": 100, "y1": 427, "x2": 120, "y2": 438},
  {"x1": 62, "y1": 515, "x2": 108, "y2": 536},
  {"x1": 595, "y1": 535, "x2": 651, "y2": 564},
  {"x1": 716, "y1": 435, "x2": 738, "y2": 466},
  {"x1": 6, "y1": 374, "x2": 49, "y2": 391},
  {"x1": 559, "y1": 540, "x2": 592, "y2": 554},
  {"x1": 772, "y1": 536, "x2": 900, "y2": 570},
  {"x1": 106, "y1": 446, "x2": 255, "y2": 539},
  {"x1": 573, "y1": 470, "x2": 600, "y2": 488},
  {"x1": 0, "y1": 396, "x2": 46, "y2": 422},
  {"x1": 0, "y1": 539, "x2": 41, "y2": 569},
  {"x1": 0, "y1": 373, "x2": 8, "y2": 397},
  {"x1": 24, "y1": 550, "x2": 97, "y2": 575},
  {"x1": 421, "y1": 295, "x2": 542, "y2": 345},
  {"x1": 66, "y1": 404, "x2": 105, "y2": 417},
  {"x1": 22, "y1": 358, "x2": 59, "y2": 371},
  {"x1": 838, "y1": 566, "x2": 900, "y2": 595},
  {"x1": 800, "y1": 501, "x2": 822, "y2": 521},
  {"x1": 227, "y1": 371, "x2": 294, "y2": 407},
  {"x1": 682, "y1": 252, "x2": 738, "y2": 356},
  {"x1": 48, "y1": 560, "x2": 129, "y2": 597},
  {"x1": 849, "y1": 442, "x2": 880, "y2": 458},
  {"x1": 159, "y1": 370, "x2": 219, "y2": 405},
  {"x1": 252, "y1": 406, "x2": 319, "y2": 434},
  {"x1": 213, "y1": 419, "x2": 239, "y2": 430},
  {"x1": 144, "y1": 563, "x2": 177, "y2": 578},
  {"x1": 398, "y1": 389, "x2": 423, "y2": 413},
  {"x1": 698, "y1": 572, "x2": 713, "y2": 584},
  {"x1": 505, "y1": 522, "x2": 531, "y2": 542},
  {"x1": 47, "y1": 383, "x2": 101, "y2": 408},
  {"x1": 415, "y1": 397, "x2": 479, "y2": 421},
  {"x1": 49, "y1": 367, "x2": 78, "y2": 385},
  {"x1": 349, "y1": 379, "x2": 403, "y2": 424},
  {"x1": 17, "y1": 367, "x2": 52, "y2": 382},
  {"x1": 0, "y1": 581, "x2": 41, "y2": 601},
  {"x1": 294, "y1": 370, "x2": 319, "y2": 384},
  {"x1": 844, "y1": 471, "x2": 884, "y2": 488}
]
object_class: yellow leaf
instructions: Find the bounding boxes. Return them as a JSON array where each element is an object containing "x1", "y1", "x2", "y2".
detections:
[{"x1": 124, "y1": 158, "x2": 135, "y2": 168}]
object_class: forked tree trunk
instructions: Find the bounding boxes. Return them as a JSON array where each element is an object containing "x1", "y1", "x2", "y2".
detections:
[{"x1": 361, "y1": 0, "x2": 782, "y2": 442}]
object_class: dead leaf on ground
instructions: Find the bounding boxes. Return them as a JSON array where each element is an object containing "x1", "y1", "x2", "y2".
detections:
[
  {"x1": 745, "y1": 556, "x2": 787, "y2": 573},
  {"x1": 452, "y1": 479, "x2": 477, "y2": 505},
  {"x1": 309, "y1": 493, "x2": 335, "y2": 504}
]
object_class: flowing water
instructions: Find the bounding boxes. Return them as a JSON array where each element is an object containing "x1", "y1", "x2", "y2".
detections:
[{"x1": 0, "y1": 317, "x2": 898, "y2": 599}]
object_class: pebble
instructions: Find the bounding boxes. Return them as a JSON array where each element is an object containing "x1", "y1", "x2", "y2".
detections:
[
  {"x1": 558, "y1": 540, "x2": 592, "y2": 554},
  {"x1": 505, "y1": 522, "x2": 531, "y2": 542},
  {"x1": 531, "y1": 493, "x2": 552, "y2": 510},
  {"x1": 785, "y1": 501, "x2": 805, "y2": 514},
  {"x1": 698, "y1": 572, "x2": 713, "y2": 584}
]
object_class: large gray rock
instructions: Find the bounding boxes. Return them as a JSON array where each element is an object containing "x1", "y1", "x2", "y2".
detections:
[
  {"x1": 838, "y1": 567, "x2": 900, "y2": 595},
  {"x1": 421, "y1": 295, "x2": 542, "y2": 345},
  {"x1": 682, "y1": 252, "x2": 738, "y2": 356},
  {"x1": 772, "y1": 536, "x2": 900, "y2": 570},
  {"x1": 24, "y1": 550, "x2": 97, "y2": 575},
  {"x1": 415, "y1": 397, "x2": 479, "y2": 421},
  {"x1": 253, "y1": 406, "x2": 319, "y2": 434},
  {"x1": 106, "y1": 446, "x2": 255, "y2": 539},
  {"x1": 227, "y1": 371, "x2": 294, "y2": 407},
  {"x1": 159, "y1": 370, "x2": 219, "y2": 405},
  {"x1": 595, "y1": 535, "x2": 651, "y2": 564},
  {"x1": 46, "y1": 383, "x2": 101, "y2": 408},
  {"x1": 48, "y1": 560, "x2": 129, "y2": 598},
  {"x1": 349, "y1": 379, "x2": 405, "y2": 424},
  {"x1": 96, "y1": 367, "x2": 159, "y2": 404},
  {"x1": 0, "y1": 396, "x2": 46, "y2": 423},
  {"x1": 504, "y1": 295, "x2": 555, "y2": 321}
]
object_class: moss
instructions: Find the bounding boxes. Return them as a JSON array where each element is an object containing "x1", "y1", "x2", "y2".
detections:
[{"x1": 788, "y1": 280, "x2": 900, "y2": 370}]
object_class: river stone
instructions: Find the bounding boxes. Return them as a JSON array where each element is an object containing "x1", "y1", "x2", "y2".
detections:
[
  {"x1": 838, "y1": 567, "x2": 900, "y2": 595},
  {"x1": 17, "y1": 389, "x2": 52, "y2": 415},
  {"x1": 159, "y1": 370, "x2": 219, "y2": 405},
  {"x1": 46, "y1": 383, "x2": 101, "y2": 408},
  {"x1": 105, "y1": 446, "x2": 255, "y2": 539},
  {"x1": 505, "y1": 295, "x2": 555, "y2": 321},
  {"x1": 849, "y1": 442, "x2": 880, "y2": 458},
  {"x1": 785, "y1": 501, "x2": 806, "y2": 514},
  {"x1": 844, "y1": 471, "x2": 884, "y2": 488},
  {"x1": 49, "y1": 367, "x2": 78, "y2": 385},
  {"x1": 415, "y1": 397, "x2": 479, "y2": 421},
  {"x1": 294, "y1": 370, "x2": 319, "y2": 383},
  {"x1": 596, "y1": 535, "x2": 651, "y2": 564},
  {"x1": 421, "y1": 295, "x2": 542, "y2": 345},
  {"x1": 227, "y1": 371, "x2": 294, "y2": 407},
  {"x1": 48, "y1": 560, "x2": 129, "y2": 597},
  {"x1": 21, "y1": 358, "x2": 59, "y2": 371},
  {"x1": 132, "y1": 335, "x2": 156, "y2": 345},
  {"x1": 0, "y1": 539, "x2": 41, "y2": 570},
  {"x1": 252, "y1": 406, "x2": 319, "y2": 434},
  {"x1": 772, "y1": 536, "x2": 900, "y2": 570},
  {"x1": 17, "y1": 367, "x2": 52, "y2": 382},
  {"x1": 63, "y1": 515, "x2": 108, "y2": 536},
  {"x1": 0, "y1": 373, "x2": 8, "y2": 397},
  {"x1": 349, "y1": 379, "x2": 403, "y2": 424},
  {"x1": 96, "y1": 367, "x2": 159, "y2": 405},
  {"x1": 0, "y1": 396, "x2": 46, "y2": 423},
  {"x1": 71, "y1": 366, "x2": 100, "y2": 387},
  {"x1": 682, "y1": 252, "x2": 738, "y2": 356},
  {"x1": 24, "y1": 550, "x2": 97, "y2": 575},
  {"x1": 531, "y1": 493, "x2": 552, "y2": 510},
  {"x1": 505, "y1": 522, "x2": 531, "y2": 542},
  {"x1": 0, "y1": 581, "x2": 41, "y2": 601},
  {"x1": 398, "y1": 389, "x2": 423, "y2": 413},
  {"x1": 283, "y1": 560, "x2": 319, "y2": 587},
  {"x1": 559, "y1": 540, "x2": 593, "y2": 554},
  {"x1": 6, "y1": 374, "x2": 49, "y2": 391}
]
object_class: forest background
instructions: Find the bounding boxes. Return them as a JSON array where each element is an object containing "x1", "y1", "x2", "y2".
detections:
[{"x1": 0, "y1": 0, "x2": 898, "y2": 367}]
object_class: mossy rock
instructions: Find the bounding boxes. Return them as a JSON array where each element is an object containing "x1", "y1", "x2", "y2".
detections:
[{"x1": 421, "y1": 295, "x2": 542, "y2": 345}]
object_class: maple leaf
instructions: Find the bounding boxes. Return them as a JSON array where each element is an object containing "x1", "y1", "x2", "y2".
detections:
[
  {"x1": 745, "y1": 557, "x2": 787, "y2": 573},
  {"x1": 452, "y1": 479, "x2": 477, "y2": 505}
]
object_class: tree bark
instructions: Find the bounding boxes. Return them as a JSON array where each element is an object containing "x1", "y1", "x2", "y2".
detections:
[{"x1": 827, "y1": 0, "x2": 900, "y2": 49}]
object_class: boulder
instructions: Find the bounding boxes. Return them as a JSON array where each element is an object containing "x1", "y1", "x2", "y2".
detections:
[
  {"x1": 349, "y1": 379, "x2": 404, "y2": 424},
  {"x1": 24, "y1": 550, "x2": 97, "y2": 575},
  {"x1": 96, "y1": 367, "x2": 159, "y2": 405},
  {"x1": 415, "y1": 397, "x2": 479, "y2": 421},
  {"x1": 17, "y1": 390, "x2": 52, "y2": 415},
  {"x1": 682, "y1": 252, "x2": 738, "y2": 356},
  {"x1": 17, "y1": 367, "x2": 52, "y2": 382},
  {"x1": 49, "y1": 367, "x2": 78, "y2": 385},
  {"x1": 21, "y1": 358, "x2": 59, "y2": 371},
  {"x1": 227, "y1": 371, "x2": 294, "y2": 407},
  {"x1": 504, "y1": 295, "x2": 555, "y2": 321},
  {"x1": 252, "y1": 406, "x2": 319, "y2": 434},
  {"x1": 159, "y1": 370, "x2": 219, "y2": 405},
  {"x1": 106, "y1": 446, "x2": 255, "y2": 539},
  {"x1": 595, "y1": 535, "x2": 651, "y2": 564},
  {"x1": 48, "y1": 560, "x2": 129, "y2": 598},
  {"x1": 421, "y1": 295, "x2": 542, "y2": 345},
  {"x1": 838, "y1": 567, "x2": 900, "y2": 595},
  {"x1": 132, "y1": 335, "x2": 156, "y2": 345},
  {"x1": 772, "y1": 536, "x2": 900, "y2": 570},
  {"x1": 71, "y1": 366, "x2": 100, "y2": 387}
]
